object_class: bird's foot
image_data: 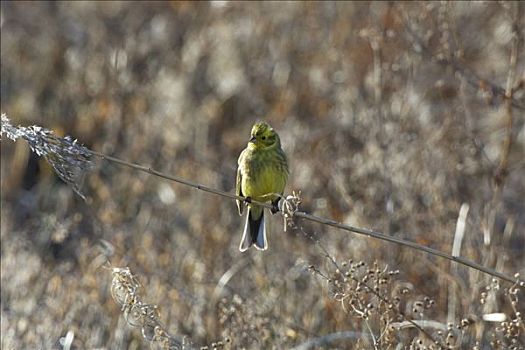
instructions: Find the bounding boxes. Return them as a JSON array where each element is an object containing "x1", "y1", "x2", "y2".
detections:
[{"x1": 271, "y1": 201, "x2": 280, "y2": 214}]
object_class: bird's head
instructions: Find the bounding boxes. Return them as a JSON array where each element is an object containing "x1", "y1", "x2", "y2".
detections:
[{"x1": 249, "y1": 122, "x2": 280, "y2": 149}]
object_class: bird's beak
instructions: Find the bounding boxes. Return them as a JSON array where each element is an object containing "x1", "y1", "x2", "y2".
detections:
[{"x1": 249, "y1": 135, "x2": 256, "y2": 143}]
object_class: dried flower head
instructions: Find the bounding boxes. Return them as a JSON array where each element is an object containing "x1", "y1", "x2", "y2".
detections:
[{"x1": 1, "y1": 114, "x2": 94, "y2": 200}]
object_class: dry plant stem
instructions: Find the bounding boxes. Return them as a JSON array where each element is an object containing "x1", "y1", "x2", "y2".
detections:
[
  {"x1": 0, "y1": 116, "x2": 518, "y2": 283},
  {"x1": 496, "y1": 218, "x2": 515, "y2": 274},
  {"x1": 212, "y1": 256, "x2": 249, "y2": 302},
  {"x1": 90, "y1": 150, "x2": 251, "y2": 205},
  {"x1": 458, "y1": 77, "x2": 494, "y2": 166},
  {"x1": 448, "y1": 203, "x2": 469, "y2": 325},
  {"x1": 88, "y1": 150, "x2": 519, "y2": 285},
  {"x1": 390, "y1": 320, "x2": 448, "y2": 332},
  {"x1": 397, "y1": 5, "x2": 525, "y2": 111},
  {"x1": 496, "y1": 0, "x2": 521, "y2": 188},
  {"x1": 289, "y1": 331, "x2": 370, "y2": 350},
  {"x1": 313, "y1": 239, "x2": 443, "y2": 347},
  {"x1": 359, "y1": 298, "x2": 379, "y2": 349},
  {"x1": 294, "y1": 210, "x2": 516, "y2": 284},
  {"x1": 484, "y1": 0, "x2": 521, "y2": 252}
]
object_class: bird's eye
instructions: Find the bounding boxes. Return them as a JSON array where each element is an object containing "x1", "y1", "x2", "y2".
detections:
[{"x1": 261, "y1": 136, "x2": 266, "y2": 140}]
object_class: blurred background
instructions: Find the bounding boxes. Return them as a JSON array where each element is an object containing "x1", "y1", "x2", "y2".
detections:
[{"x1": 1, "y1": 1, "x2": 524, "y2": 349}]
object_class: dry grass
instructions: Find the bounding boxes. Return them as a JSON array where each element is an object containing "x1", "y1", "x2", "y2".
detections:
[{"x1": 1, "y1": 2, "x2": 524, "y2": 349}]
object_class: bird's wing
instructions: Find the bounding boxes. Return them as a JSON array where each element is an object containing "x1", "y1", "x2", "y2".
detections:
[{"x1": 236, "y1": 164, "x2": 244, "y2": 216}]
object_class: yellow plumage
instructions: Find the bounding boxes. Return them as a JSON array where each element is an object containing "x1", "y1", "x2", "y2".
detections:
[{"x1": 236, "y1": 122, "x2": 289, "y2": 251}]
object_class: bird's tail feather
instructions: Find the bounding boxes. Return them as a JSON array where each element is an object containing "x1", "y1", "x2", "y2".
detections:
[{"x1": 239, "y1": 208, "x2": 267, "y2": 252}]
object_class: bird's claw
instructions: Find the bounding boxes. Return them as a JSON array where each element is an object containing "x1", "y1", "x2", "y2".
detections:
[{"x1": 271, "y1": 202, "x2": 280, "y2": 214}]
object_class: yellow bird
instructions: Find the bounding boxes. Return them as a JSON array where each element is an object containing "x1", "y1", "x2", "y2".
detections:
[{"x1": 236, "y1": 122, "x2": 289, "y2": 251}]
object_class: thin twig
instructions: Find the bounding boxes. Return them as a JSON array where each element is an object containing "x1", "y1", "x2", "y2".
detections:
[
  {"x1": 390, "y1": 319, "x2": 449, "y2": 332},
  {"x1": 290, "y1": 331, "x2": 370, "y2": 350},
  {"x1": 0, "y1": 116, "x2": 520, "y2": 284},
  {"x1": 495, "y1": 0, "x2": 521, "y2": 188},
  {"x1": 448, "y1": 203, "x2": 469, "y2": 324},
  {"x1": 87, "y1": 150, "x2": 519, "y2": 284},
  {"x1": 211, "y1": 256, "x2": 249, "y2": 302},
  {"x1": 90, "y1": 150, "x2": 250, "y2": 206},
  {"x1": 397, "y1": 4, "x2": 525, "y2": 111},
  {"x1": 293, "y1": 225, "x2": 444, "y2": 347},
  {"x1": 482, "y1": 0, "x2": 521, "y2": 251},
  {"x1": 292, "y1": 210, "x2": 517, "y2": 284}
]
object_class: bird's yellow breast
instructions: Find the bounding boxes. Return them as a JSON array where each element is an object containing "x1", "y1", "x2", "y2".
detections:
[{"x1": 239, "y1": 147, "x2": 288, "y2": 202}]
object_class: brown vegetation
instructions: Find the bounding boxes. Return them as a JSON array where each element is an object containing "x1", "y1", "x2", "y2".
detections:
[{"x1": 1, "y1": 2, "x2": 524, "y2": 349}]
